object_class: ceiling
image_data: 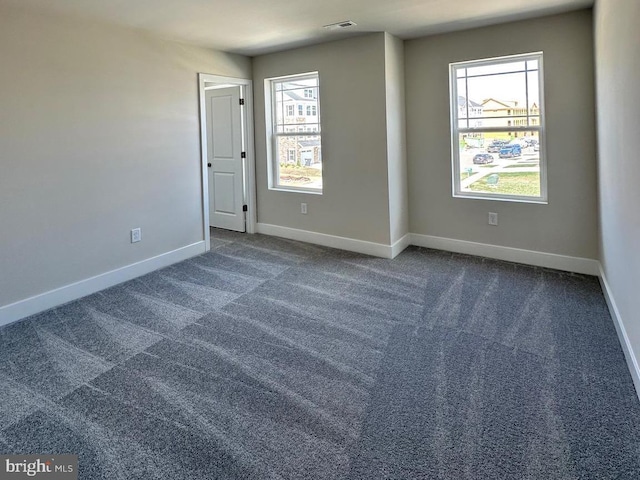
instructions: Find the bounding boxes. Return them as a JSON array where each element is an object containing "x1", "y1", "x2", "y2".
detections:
[{"x1": 1, "y1": 0, "x2": 594, "y2": 56}]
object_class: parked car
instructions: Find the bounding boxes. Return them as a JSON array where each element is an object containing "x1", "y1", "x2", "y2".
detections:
[
  {"x1": 487, "y1": 140, "x2": 506, "y2": 153},
  {"x1": 473, "y1": 153, "x2": 494, "y2": 164},
  {"x1": 499, "y1": 143, "x2": 522, "y2": 158}
]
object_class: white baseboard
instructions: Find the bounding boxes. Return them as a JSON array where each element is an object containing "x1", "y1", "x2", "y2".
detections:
[
  {"x1": 598, "y1": 264, "x2": 640, "y2": 400},
  {"x1": 391, "y1": 233, "x2": 411, "y2": 259},
  {"x1": 409, "y1": 233, "x2": 599, "y2": 275},
  {"x1": 0, "y1": 241, "x2": 206, "y2": 328},
  {"x1": 256, "y1": 223, "x2": 399, "y2": 259},
  {"x1": 254, "y1": 225, "x2": 599, "y2": 274}
]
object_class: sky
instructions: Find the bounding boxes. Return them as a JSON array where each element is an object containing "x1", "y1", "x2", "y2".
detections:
[{"x1": 456, "y1": 60, "x2": 541, "y2": 106}]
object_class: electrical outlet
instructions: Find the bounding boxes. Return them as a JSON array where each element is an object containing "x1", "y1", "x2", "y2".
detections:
[
  {"x1": 488, "y1": 212, "x2": 498, "y2": 226},
  {"x1": 301, "y1": 203, "x2": 308, "y2": 215},
  {"x1": 131, "y1": 228, "x2": 142, "y2": 243}
]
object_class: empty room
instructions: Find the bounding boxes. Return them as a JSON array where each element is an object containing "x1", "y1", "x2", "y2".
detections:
[{"x1": 1, "y1": 0, "x2": 639, "y2": 478}]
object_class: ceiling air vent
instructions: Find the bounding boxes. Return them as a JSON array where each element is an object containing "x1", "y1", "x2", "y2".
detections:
[{"x1": 323, "y1": 20, "x2": 357, "y2": 31}]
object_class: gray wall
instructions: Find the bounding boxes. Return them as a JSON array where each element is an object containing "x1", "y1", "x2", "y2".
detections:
[
  {"x1": 0, "y1": 6, "x2": 251, "y2": 307},
  {"x1": 405, "y1": 10, "x2": 598, "y2": 259},
  {"x1": 594, "y1": 0, "x2": 640, "y2": 377},
  {"x1": 252, "y1": 34, "x2": 393, "y2": 245},
  {"x1": 384, "y1": 33, "x2": 409, "y2": 244}
]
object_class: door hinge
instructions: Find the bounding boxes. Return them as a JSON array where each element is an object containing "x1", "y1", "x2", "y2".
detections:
[
  {"x1": 242, "y1": 205, "x2": 248, "y2": 212},
  {"x1": 239, "y1": 98, "x2": 245, "y2": 106},
  {"x1": 241, "y1": 152, "x2": 246, "y2": 158}
]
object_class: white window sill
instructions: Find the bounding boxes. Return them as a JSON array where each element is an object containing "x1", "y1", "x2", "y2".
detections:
[
  {"x1": 453, "y1": 192, "x2": 548, "y2": 204},
  {"x1": 269, "y1": 186, "x2": 323, "y2": 195}
]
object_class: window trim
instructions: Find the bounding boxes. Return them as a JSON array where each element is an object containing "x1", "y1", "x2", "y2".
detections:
[
  {"x1": 449, "y1": 52, "x2": 547, "y2": 204},
  {"x1": 265, "y1": 71, "x2": 322, "y2": 194}
]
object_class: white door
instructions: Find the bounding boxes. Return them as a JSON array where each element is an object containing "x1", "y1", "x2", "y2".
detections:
[{"x1": 206, "y1": 86, "x2": 245, "y2": 232}]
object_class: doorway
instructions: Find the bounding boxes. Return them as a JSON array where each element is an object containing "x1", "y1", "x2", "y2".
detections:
[{"x1": 198, "y1": 74, "x2": 256, "y2": 251}]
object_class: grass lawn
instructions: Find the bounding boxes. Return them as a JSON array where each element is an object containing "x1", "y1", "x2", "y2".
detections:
[
  {"x1": 460, "y1": 165, "x2": 495, "y2": 180},
  {"x1": 279, "y1": 164, "x2": 321, "y2": 186},
  {"x1": 469, "y1": 172, "x2": 540, "y2": 196}
]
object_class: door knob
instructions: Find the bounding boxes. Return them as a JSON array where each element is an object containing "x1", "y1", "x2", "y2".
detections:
[{"x1": 207, "y1": 163, "x2": 212, "y2": 167}]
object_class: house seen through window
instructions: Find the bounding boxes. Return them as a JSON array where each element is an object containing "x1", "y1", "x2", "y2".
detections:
[
  {"x1": 266, "y1": 72, "x2": 322, "y2": 192},
  {"x1": 450, "y1": 52, "x2": 546, "y2": 202}
]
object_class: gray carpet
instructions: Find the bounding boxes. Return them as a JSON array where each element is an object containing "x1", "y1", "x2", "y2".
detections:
[{"x1": 1, "y1": 228, "x2": 640, "y2": 479}]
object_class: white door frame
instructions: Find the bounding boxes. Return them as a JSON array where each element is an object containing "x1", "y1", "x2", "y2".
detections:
[{"x1": 198, "y1": 73, "x2": 256, "y2": 251}]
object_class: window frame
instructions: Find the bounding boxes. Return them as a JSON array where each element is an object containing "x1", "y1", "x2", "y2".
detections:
[
  {"x1": 449, "y1": 52, "x2": 547, "y2": 204},
  {"x1": 265, "y1": 72, "x2": 322, "y2": 194}
]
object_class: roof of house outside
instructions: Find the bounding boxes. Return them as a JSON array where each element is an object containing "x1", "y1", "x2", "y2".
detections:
[
  {"x1": 283, "y1": 91, "x2": 316, "y2": 102},
  {"x1": 458, "y1": 96, "x2": 483, "y2": 108},
  {"x1": 299, "y1": 139, "x2": 320, "y2": 148},
  {"x1": 482, "y1": 98, "x2": 540, "y2": 109}
]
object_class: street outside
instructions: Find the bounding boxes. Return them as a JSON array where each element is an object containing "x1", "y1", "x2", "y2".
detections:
[
  {"x1": 277, "y1": 143, "x2": 540, "y2": 194},
  {"x1": 459, "y1": 144, "x2": 540, "y2": 195}
]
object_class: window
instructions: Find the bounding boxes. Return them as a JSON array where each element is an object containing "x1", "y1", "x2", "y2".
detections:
[
  {"x1": 266, "y1": 72, "x2": 322, "y2": 192},
  {"x1": 450, "y1": 52, "x2": 546, "y2": 202},
  {"x1": 286, "y1": 105, "x2": 294, "y2": 116}
]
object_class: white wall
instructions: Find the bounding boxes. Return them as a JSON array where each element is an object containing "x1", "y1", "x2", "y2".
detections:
[
  {"x1": 405, "y1": 10, "x2": 598, "y2": 260},
  {"x1": 384, "y1": 33, "x2": 409, "y2": 245},
  {"x1": 0, "y1": 6, "x2": 251, "y2": 309},
  {"x1": 594, "y1": 0, "x2": 640, "y2": 390},
  {"x1": 252, "y1": 34, "x2": 393, "y2": 245}
]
